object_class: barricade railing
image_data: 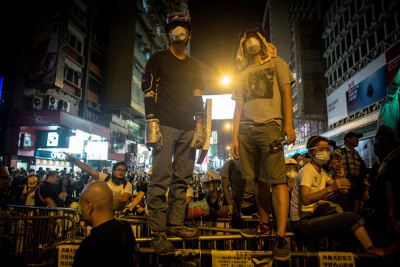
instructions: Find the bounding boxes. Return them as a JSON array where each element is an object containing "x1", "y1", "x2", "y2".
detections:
[{"x1": 0, "y1": 205, "x2": 82, "y2": 264}]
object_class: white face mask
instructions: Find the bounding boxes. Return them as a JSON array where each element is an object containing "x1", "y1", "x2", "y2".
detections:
[
  {"x1": 313, "y1": 151, "x2": 331, "y2": 166},
  {"x1": 245, "y1": 37, "x2": 261, "y2": 54},
  {"x1": 298, "y1": 160, "x2": 304, "y2": 167},
  {"x1": 204, "y1": 185, "x2": 214, "y2": 194},
  {"x1": 286, "y1": 170, "x2": 297, "y2": 179},
  {"x1": 170, "y1": 26, "x2": 188, "y2": 42}
]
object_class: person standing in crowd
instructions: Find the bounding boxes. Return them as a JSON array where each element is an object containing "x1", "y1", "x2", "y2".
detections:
[
  {"x1": 285, "y1": 158, "x2": 299, "y2": 197},
  {"x1": 21, "y1": 172, "x2": 37, "y2": 206},
  {"x1": 65, "y1": 154, "x2": 132, "y2": 211},
  {"x1": 203, "y1": 170, "x2": 228, "y2": 218},
  {"x1": 141, "y1": 12, "x2": 203, "y2": 255},
  {"x1": 220, "y1": 158, "x2": 257, "y2": 216},
  {"x1": 34, "y1": 171, "x2": 64, "y2": 207},
  {"x1": 73, "y1": 181, "x2": 136, "y2": 267},
  {"x1": 231, "y1": 21, "x2": 296, "y2": 261},
  {"x1": 338, "y1": 132, "x2": 367, "y2": 214},
  {"x1": 290, "y1": 136, "x2": 390, "y2": 257},
  {"x1": 292, "y1": 153, "x2": 305, "y2": 168},
  {"x1": 0, "y1": 163, "x2": 12, "y2": 207}
]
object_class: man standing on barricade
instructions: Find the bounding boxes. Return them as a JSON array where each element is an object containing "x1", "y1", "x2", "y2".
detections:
[
  {"x1": 231, "y1": 22, "x2": 296, "y2": 261},
  {"x1": 65, "y1": 154, "x2": 132, "y2": 212},
  {"x1": 141, "y1": 12, "x2": 204, "y2": 256},
  {"x1": 73, "y1": 181, "x2": 136, "y2": 267}
]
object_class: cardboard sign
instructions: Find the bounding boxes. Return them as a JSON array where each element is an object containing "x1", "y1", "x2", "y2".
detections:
[
  {"x1": 318, "y1": 251, "x2": 355, "y2": 267},
  {"x1": 211, "y1": 250, "x2": 254, "y2": 267},
  {"x1": 58, "y1": 244, "x2": 80, "y2": 267}
]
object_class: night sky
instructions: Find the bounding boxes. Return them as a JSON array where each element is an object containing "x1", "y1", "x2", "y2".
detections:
[{"x1": 188, "y1": 0, "x2": 267, "y2": 93}]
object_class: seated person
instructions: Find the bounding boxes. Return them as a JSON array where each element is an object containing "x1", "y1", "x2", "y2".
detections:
[
  {"x1": 203, "y1": 170, "x2": 228, "y2": 218},
  {"x1": 292, "y1": 153, "x2": 305, "y2": 168},
  {"x1": 125, "y1": 176, "x2": 148, "y2": 216},
  {"x1": 220, "y1": 158, "x2": 257, "y2": 216},
  {"x1": 285, "y1": 158, "x2": 299, "y2": 196},
  {"x1": 290, "y1": 135, "x2": 388, "y2": 256}
]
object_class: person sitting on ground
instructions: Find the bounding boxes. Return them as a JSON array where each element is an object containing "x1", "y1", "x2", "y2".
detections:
[
  {"x1": 65, "y1": 154, "x2": 132, "y2": 211},
  {"x1": 290, "y1": 135, "x2": 390, "y2": 256},
  {"x1": 34, "y1": 171, "x2": 64, "y2": 207},
  {"x1": 125, "y1": 173, "x2": 148, "y2": 216},
  {"x1": 203, "y1": 170, "x2": 229, "y2": 218},
  {"x1": 73, "y1": 181, "x2": 136, "y2": 267},
  {"x1": 21, "y1": 172, "x2": 37, "y2": 206}
]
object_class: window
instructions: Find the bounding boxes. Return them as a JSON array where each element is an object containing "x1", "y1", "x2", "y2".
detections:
[
  {"x1": 67, "y1": 31, "x2": 84, "y2": 54},
  {"x1": 72, "y1": 2, "x2": 86, "y2": 25},
  {"x1": 64, "y1": 65, "x2": 82, "y2": 87}
]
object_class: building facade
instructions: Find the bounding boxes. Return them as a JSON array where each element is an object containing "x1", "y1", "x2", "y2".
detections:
[{"x1": 0, "y1": 0, "x2": 189, "y2": 172}]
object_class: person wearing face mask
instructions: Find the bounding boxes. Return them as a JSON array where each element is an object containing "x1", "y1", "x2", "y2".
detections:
[
  {"x1": 290, "y1": 135, "x2": 391, "y2": 257},
  {"x1": 202, "y1": 171, "x2": 229, "y2": 218},
  {"x1": 231, "y1": 21, "x2": 296, "y2": 261},
  {"x1": 285, "y1": 158, "x2": 299, "y2": 197},
  {"x1": 141, "y1": 12, "x2": 204, "y2": 255},
  {"x1": 292, "y1": 153, "x2": 305, "y2": 168}
]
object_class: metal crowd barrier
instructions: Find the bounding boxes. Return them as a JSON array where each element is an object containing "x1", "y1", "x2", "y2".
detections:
[{"x1": 0, "y1": 205, "x2": 82, "y2": 264}]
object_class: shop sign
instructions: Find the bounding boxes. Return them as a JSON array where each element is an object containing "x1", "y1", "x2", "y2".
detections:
[{"x1": 51, "y1": 152, "x2": 65, "y2": 159}]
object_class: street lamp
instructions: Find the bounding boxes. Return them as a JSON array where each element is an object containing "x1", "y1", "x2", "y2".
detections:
[{"x1": 221, "y1": 75, "x2": 231, "y2": 86}]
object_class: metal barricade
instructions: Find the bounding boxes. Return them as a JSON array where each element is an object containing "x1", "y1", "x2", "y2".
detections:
[{"x1": 0, "y1": 205, "x2": 81, "y2": 264}]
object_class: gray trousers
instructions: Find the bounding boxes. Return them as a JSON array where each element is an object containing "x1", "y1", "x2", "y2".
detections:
[
  {"x1": 292, "y1": 212, "x2": 364, "y2": 236},
  {"x1": 147, "y1": 125, "x2": 195, "y2": 232}
]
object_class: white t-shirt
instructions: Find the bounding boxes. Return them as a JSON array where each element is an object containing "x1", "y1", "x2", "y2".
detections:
[
  {"x1": 290, "y1": 163, "x2": 332, "y2": 221},
  {"x1": 98, "y1": 173, "x2": 132, "y2": 197}
]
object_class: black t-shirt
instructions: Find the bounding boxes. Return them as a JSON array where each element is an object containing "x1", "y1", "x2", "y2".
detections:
[
  {"x1": 73, "y1": 219, "x2": 136, "y2": 267},
  {"x1": 34, "y1": 181, "x2": 59, "y2": 206},
  {"x1": 136, "y1": 182, "x2": 148, "y2": 194},
  {"x1": 144, "y1": 50, "x2": 205, "y2": 130},
  {"x1": 385, "y1": 147, "x2": 400, "y2": 219}
]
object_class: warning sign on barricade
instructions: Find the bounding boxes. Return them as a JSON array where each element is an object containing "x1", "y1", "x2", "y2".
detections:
[
  {"x1": 58, "y1": 244, "x2": 80, "y2": 267},
  {"x1": 211, "y1": 250, "x2": 259, "y2": 267},
  {"x1": 318, "y1": 251, "x2": 355, "y2": 267}
]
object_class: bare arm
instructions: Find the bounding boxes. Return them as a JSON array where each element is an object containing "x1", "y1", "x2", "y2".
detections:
[
  {"x1": 45, "y1": 197, "x2": 57, "y2": 208},
  {"x1": 113, "y1": 193, "x2": 132, "y2": 204},
  {"x1": 280, "y1": 83, "x2": 296, "y2": 144},
  {"x1": 65, "y1": 153, "x2": 100, "y2": 180},
  {"x1": 128, "y1": 191, "x2": 145, "y2": 211},
  {"x1": 231, "y1": 99, "x2": 243, "y2": 159},
  {"x1": 301, "y1": 178, "x2": 351, "y2": 206},
  {"x1": 221, "y1": 177, "x2": 234, "y2": 205}
]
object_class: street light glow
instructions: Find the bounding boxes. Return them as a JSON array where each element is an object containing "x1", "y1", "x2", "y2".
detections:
[
  {"x1": 225, "y1": 123, "x2": 231, "y2": 129},
  {"x1": 221, "y1": 76, "x2": 231, "y2": 86}
]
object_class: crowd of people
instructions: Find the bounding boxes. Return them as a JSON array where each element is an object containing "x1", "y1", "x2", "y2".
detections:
[{"x1": 1, "y1": 11, "x2": 400, "y2": 266}]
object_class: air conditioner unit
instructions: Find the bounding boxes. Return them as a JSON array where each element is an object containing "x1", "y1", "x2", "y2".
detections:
[
  {"x1": 87, "y1": 99, "x2": 103, "y2": 112},
  {"x1": 30, "y1": 95, "x2": 43, "y2": 110},
  {"x1": 58, "y1": 99, "x2": 71, "y2": 113},
  {"x1": 43, "y1": 95, "x2": 57, "y2": 110}
]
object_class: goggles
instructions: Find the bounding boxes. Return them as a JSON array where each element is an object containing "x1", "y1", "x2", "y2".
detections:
[{"x1": 309, "y1": 145, "x2": 334, "y2": 155}]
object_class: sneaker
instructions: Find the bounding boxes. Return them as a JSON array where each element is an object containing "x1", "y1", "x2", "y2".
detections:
[
  {"x1": 166, "y1": 225, "x2": 201, "y2": 240},
  {"x1": 240, "y1": 222, "x2": 272, "y2": 238},
  {"x1": 273, "y1": 235, "x2": 291, "y2": 261},
  {"x1": 151, "y1": 233, "x2": 175, "y2": 256}
]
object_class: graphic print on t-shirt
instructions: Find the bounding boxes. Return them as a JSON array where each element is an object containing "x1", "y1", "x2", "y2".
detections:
[{"x1": 245, "y1": 67, "x2": 275, "y2": 102}]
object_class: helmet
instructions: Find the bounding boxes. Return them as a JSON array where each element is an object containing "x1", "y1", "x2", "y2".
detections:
[
  {"x1": 239, "y1": 21, "x2": 265, "y2": 40},
  {"x1": 165, "y1": 12, "x2": 191, "y2": 33},
  {"x1": 285, "y1": 158, "x2": 298, "y2": 166},
  {"x1": 138, "y1": 171, "x2": 142, "y2": 177},
  {"x1": 70, "y1": 202, "x2": 79, "y2": 209},
  {"x1": 27, "y1": 176, "x2": 38, "y2": 188},
  {"x1": 203, "y1": 170, "x2": 220, "y2": 183},
  {"x1": 147, "y1": 167, "x2": 152, "y2": 176}
]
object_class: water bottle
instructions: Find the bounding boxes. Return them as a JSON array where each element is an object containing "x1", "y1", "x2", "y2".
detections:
[{"x1": 269, "y1": 138, "x2": 288, "y2": 149}]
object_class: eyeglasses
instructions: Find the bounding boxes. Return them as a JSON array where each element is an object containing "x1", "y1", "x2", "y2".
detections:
[
  {"x1": 115, "y1": 169, "x2": 127, "y2": 173},
  {"x1": 309, "y1": 145, "x2": 334, "y2": 155}
]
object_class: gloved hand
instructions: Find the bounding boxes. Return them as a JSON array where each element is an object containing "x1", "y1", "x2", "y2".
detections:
[
  {"x1": 190, "y1": 123, "x2": 204, "y2": 149},
  {"x1": 145, "y1": 119, "x2": 163, "y2": 151}
]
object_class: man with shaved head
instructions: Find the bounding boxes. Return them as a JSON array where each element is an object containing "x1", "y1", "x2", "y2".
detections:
[{"x1": 73, "y1": 181, "x2": 136, "y2": 267}]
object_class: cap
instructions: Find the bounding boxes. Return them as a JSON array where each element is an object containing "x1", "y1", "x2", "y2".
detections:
[
  {"x1": 344, "y1": 132, "x2": 363, "y2": 141},
  {"x1": 27, "y1": 177, "x2": 37, "y2": 188},
  {"x1": 285, "y1": 158, "x2": 298, "y2": 166}
]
